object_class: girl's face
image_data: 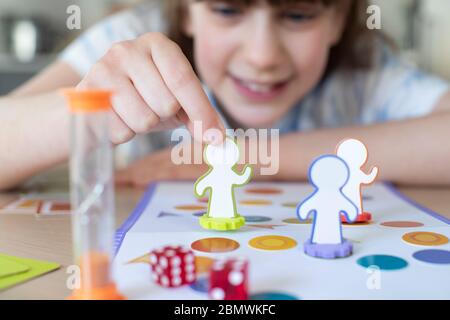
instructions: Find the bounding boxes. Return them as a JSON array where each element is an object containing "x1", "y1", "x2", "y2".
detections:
[{"x1": 184, "y1": 0, "x2": 349, "y2": 128}]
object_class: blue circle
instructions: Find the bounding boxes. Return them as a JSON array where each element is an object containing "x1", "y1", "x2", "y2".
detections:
[
  {"x1": 189, "y1": 277, "x2": 209, "y2": 293},
  {"x1": 250, "y1": 292, "x2": 299, "y2": 300},
  {"x1": 244, "y1": 215, "x2": 272, "y2": 223},
  {"x1": 413, "y1": 249, "x2": 450, "y2": 265},
  {"x1": 193, "y1": 212, "x2": 206, "y2": 217},
  {"x1": 357, "y1": 254, "x2": 408, "y2": 271}
]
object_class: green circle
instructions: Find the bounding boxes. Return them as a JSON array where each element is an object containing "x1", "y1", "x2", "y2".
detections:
[{"x1": 357, "y1": 254, "x2": 408, "y2": 271}]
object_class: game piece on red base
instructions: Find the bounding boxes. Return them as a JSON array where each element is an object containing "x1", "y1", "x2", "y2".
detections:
[
  {"x1": 209, "y1": 258, "x2": 248, "y2": 300},
  {"x1": 304, "y1": 239, "x2": 353, "y2": 259},
  {"x1": 149, "y1": 245, "x2": 196, "y2": 288},
  {"x1": 336, "y1": 138, "x2": 378, "y2": 222},
  {"x1": 341, "y1": 212, "x2": 372, "y2": 223}
]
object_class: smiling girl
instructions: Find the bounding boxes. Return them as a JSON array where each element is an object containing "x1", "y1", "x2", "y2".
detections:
[{"x1": 0, "y1": 0, "x2": 449, "y2": 190}]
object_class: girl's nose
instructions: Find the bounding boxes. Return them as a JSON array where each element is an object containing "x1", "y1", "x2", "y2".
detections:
[{"x1": 242, "y1": 13, "x2": 286, "y2": 71}]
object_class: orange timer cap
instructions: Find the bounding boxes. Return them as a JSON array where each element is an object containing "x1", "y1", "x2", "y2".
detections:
[{"x1": 62, "y1": 89, "x2": 113, "y2": 113}]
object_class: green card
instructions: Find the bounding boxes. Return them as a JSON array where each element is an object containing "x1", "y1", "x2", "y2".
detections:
[
  {"x1": 0, "y1": 258, "x2": 30, "y2": 279},
  {"x1": 0, "y1": 253, "x2": 60, "y2": 291}
]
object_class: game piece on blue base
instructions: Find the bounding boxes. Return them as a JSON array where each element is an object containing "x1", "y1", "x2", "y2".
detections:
[
  {"x1": 336, "y1": 138, "x2": 378, "y2": 223},
  {"x1": 304, "y1": 239, "x2": 353, "y2": 259},
  {"x1": 297, "y1": 155, "x2": 358, "y2": 259},
  {"x1": 194, "y1": 136, "x2": 253, "y2": 231}
]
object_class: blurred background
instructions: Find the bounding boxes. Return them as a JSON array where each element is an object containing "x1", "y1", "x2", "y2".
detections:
[{"x1": 0, "y1": 0, "x2": 449, "y2": 95}]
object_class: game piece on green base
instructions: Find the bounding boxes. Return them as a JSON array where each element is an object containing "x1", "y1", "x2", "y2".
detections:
[
  {"x1": 199, "y1": 215, "x2": 246, "y2": 231},
  {"x1": 194, "y1": 136, "x2": 252, "y2": 232}
]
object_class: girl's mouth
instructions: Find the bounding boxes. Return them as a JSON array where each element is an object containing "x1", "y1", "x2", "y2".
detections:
[{"x1": 229, "y1": 74, "x2": 292, "y2": 102}]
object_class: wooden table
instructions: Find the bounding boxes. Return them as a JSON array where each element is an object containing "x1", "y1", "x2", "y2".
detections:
[{"x1": 0, "y1": 168, "x2": 449, "y2": 300}]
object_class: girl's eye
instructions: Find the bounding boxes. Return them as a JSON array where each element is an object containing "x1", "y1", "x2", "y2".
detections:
[
  {"x1": 210, "y1": 4, "x2": 242, "y2": 17},
  {"x1": 281, "y1": 11, "x2": 315, "y2": 23}
]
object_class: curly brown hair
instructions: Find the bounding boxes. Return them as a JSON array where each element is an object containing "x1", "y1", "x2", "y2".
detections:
[{"x1": 164, "y1": 0, "x2": 377, "y2": 76}]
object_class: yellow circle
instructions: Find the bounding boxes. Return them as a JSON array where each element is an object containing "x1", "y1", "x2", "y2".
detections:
[
  {"x1": 402, "y1": 231, "x2": 449, "y2": 246},
  {"x1": 249, "y1": 235, "x2": 297, "y2": 251}
]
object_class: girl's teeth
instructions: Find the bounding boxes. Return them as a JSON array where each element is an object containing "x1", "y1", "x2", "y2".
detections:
[{"x1": 243, "y1": 81, "x2": 274, "y2": 93}]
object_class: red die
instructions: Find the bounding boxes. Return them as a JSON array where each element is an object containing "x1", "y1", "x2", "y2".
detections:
[
  {"x1": 149, "y1": 245, "x2": 196, "y2": 288},
  {"x1": 209, "y1": 258, "x2": 248, "y2": 300}
]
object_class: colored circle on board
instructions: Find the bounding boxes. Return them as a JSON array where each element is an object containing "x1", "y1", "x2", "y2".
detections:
[
  {"x1": 244, "y1": 215, "x2": 272, "y2": 223},
  {"x1": 192, "y1": 212, "x2": 206, "y2": 217},
  {"x1": 175, "y1": 205, "x2": 207, "y2": 211},
  {"x1": 357, "y1": 255, "x2": 408, "y2": 271},
  {"x1": 190, "y1": 277, "x2": 209, "y2": 293},
  {"x1": 282, "y1": 202, "x2": 298, "y2": 208},
  {"x1": 245, "y1": 187, "x2": 282, "y2": 195},
  {"x1": 250, "y1": 292, "x2": 299, "y2": 300},
  {"x1": 380, "y1": 221, "x2": 424, "y2": 228},
  {"x1": 240, "y1": 199, "x2": 272, "y2": 206},
  {"x1": 402, "y1": 231, "x2": 449, "y2": 247},
  {"x1": 191, "y1": 237, "x2": 240, "y2": 253},
  {"x1": 249, "y1": 235, "x2": 297, "y2": 251},
  {"x1": 195, "y1": 256, "x2": 215, "y2": 274},
  {"x1": 343, "y1": 221, "x2": 372, "y2": 227},
  {"x1": 412, "y1": 249, "x2": 450, "y2": 265},
  {"x1": 282, "y1": 218, "x2": 312, "y2": 225}
]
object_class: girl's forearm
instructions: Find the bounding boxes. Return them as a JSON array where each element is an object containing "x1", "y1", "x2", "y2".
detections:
[
  {"x1": 0, "y1": 92, "x2": 70, "y2": 190},
  {"x1": 275, "y1": 112, "x2": 450, "y2": 186}
]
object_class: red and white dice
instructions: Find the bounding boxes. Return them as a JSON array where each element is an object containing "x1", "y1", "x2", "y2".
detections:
[
  {"x1": 209, "y1": 258, "x2": 248, "y2": 300},
  {"x1": 149, "y1": 245, "x2": 196, "y2": 288}
]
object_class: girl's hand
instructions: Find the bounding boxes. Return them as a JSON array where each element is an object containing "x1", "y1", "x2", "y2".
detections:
[
  {"x1": 115, "y1": 147, "x2": 209, "y2": 188},
  {"x1": 77, "y1": 32, "x2": 224, "y2": 145}
]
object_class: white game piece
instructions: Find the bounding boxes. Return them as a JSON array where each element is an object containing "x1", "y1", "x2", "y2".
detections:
[
  {"x1": 297, "y1": 155, "x2": 358, "y2": 246},
  {"x1": 194, "y1": 136, "x2": 252, "y2": 230},
  {"x1": 336, "y1": 138, "x2": 378, "y2": 221}
]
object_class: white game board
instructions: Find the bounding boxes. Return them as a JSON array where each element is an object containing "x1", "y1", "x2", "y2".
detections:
[{"x1": 114, "y1": 182, "x2": 450, "y2": 300}]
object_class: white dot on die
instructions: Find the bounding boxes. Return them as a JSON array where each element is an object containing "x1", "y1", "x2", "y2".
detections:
[
  {"x1": 165, "y1": 250, "x2": 175, "y2": 257},
  {"x1": 228, "y1": 271, "x2": 244, "y2": 286},
  {"x1": 160, "y1": 257, "x2": 168, "y2": 268},
  {"x1": 171, "y1": 267, "x2": 181, "y2": 276},
  {"x1": 171, "y1": 256, "x2": 181, "y2": 266},
  {"x1": 150, "y1": 254, "x2": 157, "y2": 265},
  {"x1": 184, "y1": 264, "x2": 195, "y2": 273},
  {"x1": 186, "y1": 273, "x2": 195, "y2": 282},
  {"x1": 184, "y1": 254, "x2": 194, "y2": 263},
  {"x1": 210, "y1": 288, "x2": 225, "y2": 300},
  {"x1": 155, "y1": 266, "x2": 163, "y2": 274},
  {"x1": 161, "y1": 276, "x2": 169, "y2": 287},
  {"x1": 172, "y1": 277, "x2": 182, "y2": 286},
  {"x1": 152, "y1": 273, "x2": 158, "y2": 281}
]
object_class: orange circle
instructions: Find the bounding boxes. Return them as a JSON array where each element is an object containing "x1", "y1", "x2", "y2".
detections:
[
  {"x1": 381, "y1": 221, "x2": 424, "y2": 228},
  {"x1": 195, "y1": 256, "x2": 215, "y2": 274},
  {"x1": 245, "y1": 187, "x2": 282, "y2": 195},
  {"x1": 191, "y1": 237, "x2": 240, "y2": 253},
  {"x1": 240, "y1": 199, "x2": 272, "y2": 206},
  {"x1": 402, "y1": 232, "x2": 449, "y2": 246},
  {"x1": 175, "y1": 205, "x2": 207, "y2": 211}
]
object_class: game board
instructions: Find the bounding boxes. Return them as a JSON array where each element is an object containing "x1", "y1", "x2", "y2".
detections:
[{"x1": 113, "y1": 181, "x2": 450, "y2": 300}]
